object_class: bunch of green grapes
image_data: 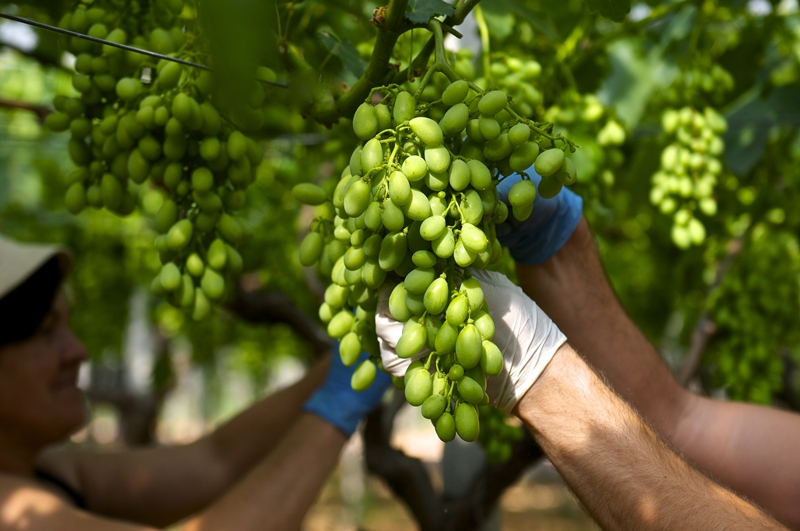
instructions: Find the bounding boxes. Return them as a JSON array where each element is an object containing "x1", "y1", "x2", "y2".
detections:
[
  {"x1": 661, "y1": 64, "x2": 735, "y2": 105},
  {"x1": 466, "y1": 50, "x2": 623, "y2": 193},
  {"x1": 706, "y1": 229, "x2": 800, "y2": 404},
  {"x1": 544, "y1": 93, "x2": 626, "y2": 193},
  {"x1": 475, "y1": 54, "x2": 544, "y2": 119},
  {"x1": 294, "y1": 79, "x2": 576, "y2": 444},
  {"x1": 649, "y1": 106, "x2": 727, "y2": 249},
  {"x1": 45, "y1": 1, "x2": 263, "y2": 320}
]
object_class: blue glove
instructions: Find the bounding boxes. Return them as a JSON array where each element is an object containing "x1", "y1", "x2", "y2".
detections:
[
  {"x1": 495, "y1": 167, "x2": 583, "y2": 265},
  {"x1": 303, "y1": 344, "x2": 392, "y2": 436}
]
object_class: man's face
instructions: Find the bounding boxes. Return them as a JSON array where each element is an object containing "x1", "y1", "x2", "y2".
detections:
[{"x1": 0, "y1": 290, "x2": 88, "y2": 446}]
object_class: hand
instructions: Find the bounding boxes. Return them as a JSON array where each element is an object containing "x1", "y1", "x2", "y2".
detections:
[
  {"x1": 375, "y1": 269, "x2": 567, "y2": 413},
  {"x1": 495, "y1": 167, "x2": 583, "y2": 265},
  {"x1": 303, "y1": 344, "x2": 392, "y2": 436}
]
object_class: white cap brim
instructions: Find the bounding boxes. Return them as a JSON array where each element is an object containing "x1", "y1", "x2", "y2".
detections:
[{"x1": 0, "y1": 234, "x2": 73, "y2": 300}]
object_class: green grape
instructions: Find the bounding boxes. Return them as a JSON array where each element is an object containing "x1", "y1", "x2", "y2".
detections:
[
  {"x1": 460, "y1": 223, "x2": 488, "y2": 254},
  {"x1": 45, "y1": 112, "x2": 71, "y2": 132},
  {"x1": 456, "y1": 324, "x2": 482, "y2": 369},
  {"x1": 419, "y1": 216, "x2": 446, "y2": 241},
  {"x1": 402, "y1": 189, "x2": 433, "y2": 221},
  {"x1": 159, "y1": 61, "x2": 183, "y2": 90},
  {"x1": 432, "y1": 228, "x2": 455, "y2": 258},
  {"x1": 116, "y1": 77, "x2": 141, "y2": 100},
  {"x1": 409, "y1": 117, "x2": 444, "y2": 147},
  {"x1": 435, "y1": 412, "x2": 456, "y2": 442},
  {"x1": 458, "y1": 377, "x2": 484, "y2": 404},
  {"x1": 455, "y1": 403, "x2": 479, "y2": 442},
  {"x1": 64, "y1": 183, "x2": 86, "y2": 214},
  {"x1": 154, "y1": 199, "x2": 178, "y2": 233},
  {"x1": 299, "y1": 232, "x2": 324, "y2": 266},
  {"x1": 534, "y1": 148, "x2": 565, "y2": 177},
  {"x1": 192, "y1": 288, "x2": 211, "y2": 321},
  {"x1": 344, "y1": 180, "x2": 371, "y2": 217},
  {"x1": 340, "y1": 332, "x2": 362, "y2": 366},
  {"x1": 160, "y1": 262, "x2": 182, "y2": 291},
  {"x1": 207, "y1": 239, "x2": 228, "y2": 270},
  {"x1": 351, "y1": 359, "x2": 377, "y2": 391},
  {"x1": 441, "y1": 80, "x2": 469, "y2": 106},
  {"x1": 424, "y1": 146, "x2": 450, "y2": 173},
  {"x1": 477, "y1": 90, "x2": 507, "y2": 116},
  {"x1": 439, "y1": 103, "x2": 469, "y2": 137},
  {"x1": 508, "y1": 123, "x2": 531, "y2": 146},
  {"x1": 405, "y1": 369, "x2": 432, "y2": 406},
  {"x1": 510, "y1": 142, "x2": 540, "y2": 172},
  {"x1": 478, "y1": 116, "x2": 501, "y2": 141},
  {"x1": 396, "y1": 320, "x2": 427, "y2": 358},
  {"x1": 360, "y1": 138, "x2": 383, "y2": 172},
  {"x1": 389, "y1": 283, "x2": 412, "y2": 321},
  {"x1": 508, "y1": 179, "x2": 536, "y2": 207},
  {"x1": 538, "y1": 176, "x2": 563, "y2": 199},
  {"x1": 404, "y1": 267, "x2": 435, "y2": 294},
  {"x1": 393, "y1": 91, "x2": 416, "y2": 124},
  {"x1": 421, "y1": 394, "x2": 447, "y2": 420},
  {"x1": 201, "y1": 268, "x2": 225, "y2": 300},
  {"x1": 447, "y1": 363, "x2": 464, "y2": 381},
  {"x1": 402, "y1": 155, "x2": 428, "y2": 181},
  {"x1": 353, "y1": 103, "x2": 379, "y2": 140}
]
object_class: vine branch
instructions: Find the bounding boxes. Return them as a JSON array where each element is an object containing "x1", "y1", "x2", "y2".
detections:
[
  {"x1": 315, "y1": 0, "x2": 410, "y2": 123},
  {"x1": 678, "y1": 235, "x2": 744, "y2": 385}
]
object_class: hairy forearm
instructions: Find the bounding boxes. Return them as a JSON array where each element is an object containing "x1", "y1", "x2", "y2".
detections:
[
  {"x1": 517, "y1": 219, "x2": 800, "y2": 528},
  {"x1": 515, "y1": 345, "x2": 786, "y2": 531},
  {"x1": 515, "y1": 219, "x2": 689, "y2": 437},
  {"x1": 205, "y1": 358, "x2": 328, "y2": 482},
  {"x1": 182, "y1": 414, "x2": 345, "y2": 531}
]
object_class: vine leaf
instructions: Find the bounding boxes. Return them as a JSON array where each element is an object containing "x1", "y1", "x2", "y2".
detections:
[
  {"x1": 317, "y1": 31, "x2": 368, "y2": 78},
  {"x1": 583, "y1": 0, "x2": 631, "y2": 22},
  {"x1": 405, "y1": 0, "x2": 455, "y2": 25}
]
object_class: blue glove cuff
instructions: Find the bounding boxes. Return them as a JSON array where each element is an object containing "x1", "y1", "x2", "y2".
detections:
[
  {"x1": 303, "y1": 389, "x2": 363, "y2": 436},
  {"x1": 495, "y1": 170, "x2": 583, "y2": 265},
  {"x1": 302, "y1": 345, "x2": 391, "y2": 437}
]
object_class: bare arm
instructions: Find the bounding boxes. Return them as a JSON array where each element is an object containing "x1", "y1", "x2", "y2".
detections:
[
  {"x1": 517, "y1": 219, "x2": 800, "y2": 528},
  {"x1": 37, "y1": 359, "x2": 328, "y2": 527},
  {"x1": 1, "y1": 413, "x2": 344, "y2": 531},
  {"x1": 515, "y1": 344, "x2": 787, "y2": 531}
]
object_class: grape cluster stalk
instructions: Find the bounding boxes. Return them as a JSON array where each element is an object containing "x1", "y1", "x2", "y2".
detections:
[
  {"x1": 46, "y1": 0, "x2": 275, "y2": 320},
  {"x1": 294, "y1": 71, "x2": 577, "y2": 450}
]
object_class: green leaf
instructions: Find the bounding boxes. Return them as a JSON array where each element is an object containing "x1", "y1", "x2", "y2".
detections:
[
  {"x1": 583, "y1": 0, "x2": 631, "y2": 22},
  {"x1": 405, "y1": 0, "x2": 455, "y2": 25},
  {"x1": 480, "y1": 2, "x2": 515, "y2": 41},
  {"x1": 484, "y1": 0, "x2": 558, "y2": 42},
  {"x1": 317, "y1": 31, "x2": 368, "y2": 78},
  {"x1": 723, "y1": 85, "x2": 800, "y2": 176}
]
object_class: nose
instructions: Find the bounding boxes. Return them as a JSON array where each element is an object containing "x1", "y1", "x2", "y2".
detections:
[{"x1": 61, "y1": 327, "x2": 88, "y2": 366}]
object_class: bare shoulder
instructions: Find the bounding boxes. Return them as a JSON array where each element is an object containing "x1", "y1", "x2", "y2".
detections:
[{"x1": 0, "y1": 474, "x2": 155, "y2": 531}]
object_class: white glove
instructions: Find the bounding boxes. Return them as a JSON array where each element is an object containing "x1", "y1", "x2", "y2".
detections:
[{"x1": 376, "y1": 269, "x2": 567, "y2": 414}]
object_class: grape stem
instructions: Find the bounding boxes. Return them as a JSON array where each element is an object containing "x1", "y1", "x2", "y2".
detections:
[
  {"x1": 473, "y1": 6, "x2": 492, "y2": 84},
  {"x1": 423, "y1": 18, "x2": 579, "y2": 153}
]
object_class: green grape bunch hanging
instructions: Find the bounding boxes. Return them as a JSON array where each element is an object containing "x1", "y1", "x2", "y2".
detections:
[
  {"x1": 293, "y1": 76, "x2": 577, "y2": 445},
  {"x1": 650, "y1": 106, "x2": 727, "y2": 249},
  {"x1": 46, "y1": 0, "x2": 268, "y2": 320},
  {"x1": 706, "y1": 230, "x2": 800, "y2": 404}
]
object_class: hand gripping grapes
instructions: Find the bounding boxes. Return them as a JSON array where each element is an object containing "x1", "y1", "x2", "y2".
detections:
[{"x1": 376, "y1": 269, "x2": 567, "y2": 434}]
